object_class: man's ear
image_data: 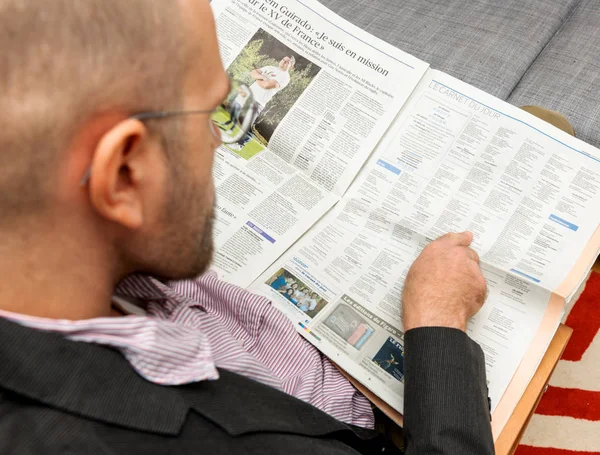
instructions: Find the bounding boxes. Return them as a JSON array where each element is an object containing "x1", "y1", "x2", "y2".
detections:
[{"x1": 87, "y1": 118, "x2": 155, "y2": 230}]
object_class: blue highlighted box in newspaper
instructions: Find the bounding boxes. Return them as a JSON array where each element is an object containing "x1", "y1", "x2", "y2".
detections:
[
  {"x1": 376, "y1": 159, "x2": 401, "y2": 175},
  {"x1": 246, "y1": 221, "x2": 276, "y2": 243},
  {"x1": 510, "y1": 269, "x2": 541, "y2": 283},
  {"x1": 549, "y1": 214, "x2": 579, "y2": 232}
]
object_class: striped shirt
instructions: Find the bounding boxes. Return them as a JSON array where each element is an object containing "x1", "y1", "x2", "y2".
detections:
[{"x1": 0, "y1": 272, "x2": 374, "y2": 428}]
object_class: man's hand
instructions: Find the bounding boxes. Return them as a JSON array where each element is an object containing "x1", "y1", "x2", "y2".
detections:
[{"x1": 402, "y1": 231, "x2": 486, "y2": 332}]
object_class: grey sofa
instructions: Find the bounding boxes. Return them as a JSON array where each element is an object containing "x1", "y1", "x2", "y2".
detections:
[{"x1": 321, "y1": 0, "x2": 600, "y2": 148}]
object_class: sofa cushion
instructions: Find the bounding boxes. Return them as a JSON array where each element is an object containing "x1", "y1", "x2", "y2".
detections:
[
  {"x1": 508, "y1": 0, "x2": 600, "y2": 148},
  {"x1": 320, "y1": 0, "x2": 579, "y2": 99}
]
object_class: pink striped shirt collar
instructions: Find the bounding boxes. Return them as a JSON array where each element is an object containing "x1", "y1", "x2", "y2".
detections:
[
  {"x1": 0, "y1": 282, "x2": 219, "y2": 386},
  {"x1": 0, "y1": 272, "x2": 375, "y2": 429}
]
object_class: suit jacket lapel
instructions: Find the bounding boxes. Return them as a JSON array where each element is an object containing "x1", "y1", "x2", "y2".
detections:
[
  {"x1": 0, "y1": 317, "x2": 188, "y2": 435},
  {"x1": 181, "y1": 368, "x2": 353, "y2": 437},
  {"x1": 0, "y1": 317, "x2": 375, "y2": 443}
]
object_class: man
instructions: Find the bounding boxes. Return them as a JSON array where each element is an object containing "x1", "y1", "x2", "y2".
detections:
[
  {"x1": 299, "y1": 291, "x2": 319, "y2": 312},
  {"x1": 269, "y1": 270, "x2": 288, "y2": 291},
  {"x1": 0, "y1": 0, "x2": 493, "y2": 454},
  {"x1": 293, "y1": 286, "x2": 309, "y2": 304},
  {"x1": 216, "y1": 83, "x2": 250, "y2": 134},
  {"x1": 228, "y1": 55, "x2": 295, "y2": 151},
  {"x1": 284, "y1": 275, "x2": 297, "y2": 290}
]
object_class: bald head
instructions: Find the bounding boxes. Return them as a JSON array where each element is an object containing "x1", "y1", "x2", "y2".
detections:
[
  {"x1": 0, "y1": 0, "x2": 228, "y2": 319},
  {"x1": 0, "y1": 0, "x2": 185, "y2": 220}
]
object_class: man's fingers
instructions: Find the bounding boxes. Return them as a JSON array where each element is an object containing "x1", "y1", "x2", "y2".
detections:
[
  {"x1": 467, "y1": 247, "x2": 480, "y2": 263},
  {"x1": 438, "y1": 231, "x2": 473, "y2": 247},
  {"x1": 456, "y1": 231, "x2": 473, "y2": 246}
]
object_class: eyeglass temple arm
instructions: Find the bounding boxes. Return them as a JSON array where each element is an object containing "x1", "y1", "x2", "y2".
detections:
[{"x1": 80, "y1": 110, "x2": 213, "y2": 186}]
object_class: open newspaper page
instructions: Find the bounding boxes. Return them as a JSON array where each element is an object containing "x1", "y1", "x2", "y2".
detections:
[
  {"x1": 249, "y1": 69, "x2": 600, "y2": 437},
  {"x1": 209, "y1": 0, "x2": 429, "y2": 287},
  {"x1": 381, "y1": 70, "x2": 600, "y2": 295}
]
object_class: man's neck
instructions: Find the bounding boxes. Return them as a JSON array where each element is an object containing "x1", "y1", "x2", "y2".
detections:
[{"x1": 0, "y1": 230, "x2": 118, "y2": 320}]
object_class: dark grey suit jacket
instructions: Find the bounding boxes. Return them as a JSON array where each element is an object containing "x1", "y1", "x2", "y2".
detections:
[{"x1": 0, "y1": 317, "x2": 494, "y2": 454}]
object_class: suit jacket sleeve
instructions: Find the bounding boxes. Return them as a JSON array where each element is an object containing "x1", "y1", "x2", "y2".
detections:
[{"x1": 403, "y1": 327, "x2": 495, "y2": 454}]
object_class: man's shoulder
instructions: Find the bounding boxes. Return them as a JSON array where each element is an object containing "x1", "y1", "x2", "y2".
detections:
[
  {"x1": 0, "y1": 369, "x2": 376, "y2": 455},
  {"x1": 0, "y1": 395, "x2": 100, "y2": 454},
  {"x1": 0, "y1": 315, "x2": 383, "y2": 454}
]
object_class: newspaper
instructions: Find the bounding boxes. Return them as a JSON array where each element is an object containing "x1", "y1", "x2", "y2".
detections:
[
  {"x1": 210, "y1": 0, "x2": 428, "y2": 287},
  {"x1": 210, "y1": 0, "x2": 600, "y2": 439}
]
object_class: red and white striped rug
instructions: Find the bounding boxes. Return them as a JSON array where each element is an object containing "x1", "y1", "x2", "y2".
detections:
[{"x1": 516, "y1": 272, "x2": 600, "y2": 454}]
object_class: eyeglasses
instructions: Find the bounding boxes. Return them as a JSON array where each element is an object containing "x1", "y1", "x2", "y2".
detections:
[{"x1": 80, "y1": 78, "x2": 257, "y2": 185}]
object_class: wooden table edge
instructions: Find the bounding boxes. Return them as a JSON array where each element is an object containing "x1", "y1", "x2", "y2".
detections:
[{"x1": 494, "y1": 323, "x2": 572, "y2": 455}]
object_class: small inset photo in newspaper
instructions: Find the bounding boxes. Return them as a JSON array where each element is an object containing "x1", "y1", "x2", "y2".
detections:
[
  {"x1": 266, "y1": 268, "x2": 328, "y2": 318},
  {"x1": 215, "y1": 28, "x2": 321, "y2": 160},
  {"x1": 322, "y1": 304, "x2": 375, "y2": 350},
  {"x1": 372, "y1": 336, "x2": 405, "y2": 383}
]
